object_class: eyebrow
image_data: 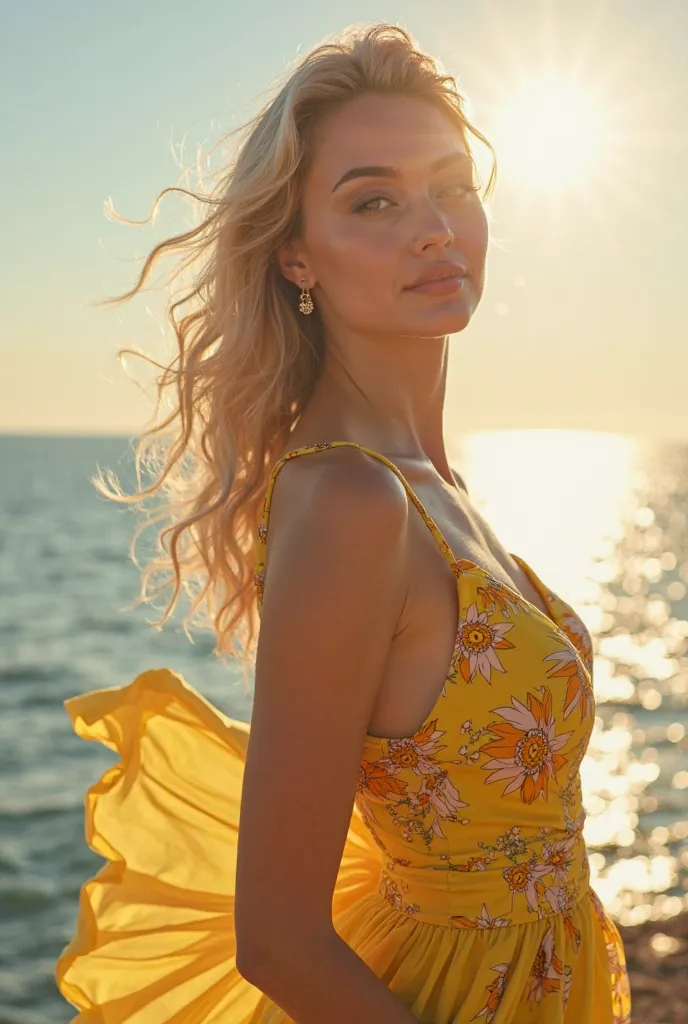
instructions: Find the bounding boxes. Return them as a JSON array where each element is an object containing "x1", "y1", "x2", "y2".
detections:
[{"x1": 331, "y1": 151, "x2": 471, "y2": 193}]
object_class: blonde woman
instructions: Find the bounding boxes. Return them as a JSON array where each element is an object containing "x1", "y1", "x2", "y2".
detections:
[{"x1": 55, "y1": 23, "x2": 631, "y2": 1024}]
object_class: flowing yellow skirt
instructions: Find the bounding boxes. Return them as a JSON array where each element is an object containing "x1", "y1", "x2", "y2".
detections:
[{"x1": 55, "y1": 668, "x2": 631, "y2": 1023}]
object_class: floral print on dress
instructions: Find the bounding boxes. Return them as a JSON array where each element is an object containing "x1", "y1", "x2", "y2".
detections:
[
  {"x1": 356, "y1": 759, "x2": 408, "y2": 825},
  {"x1": 451, "y1": 602, "x2": 516, "y2": 683},
  {"x1": 357, "y1": 720, "x2": 471, "y2": 848},
  {"x1": 468, "y1": 819, "x2": 586, "y2": 923},
  {"x1": 378, "y1": 871, "x2": 421, "y2": 918},
  {"x1": 525, "y1": 925, "x2": 564, "y2": 1006},
  {"x1": 450, "y1": 902, "x2": 511, "y2": 929},
  {"x1": 254, "y1": 441, "x2": 631, "y2": 1023},
  {"x1": 541, "y1": 834, "x2": 577, "y2": 885},
  {"x1": 471, "y1": 962, "x2": 510, "y2": 1021},
  {"x1": 503, "y1": 854, "x2": 553, "y2": 913},
  {"x1": 481, "y1": 687, "x2": 573, "y2": 803},
  {"x1": 476, "y1": 573, "x2": 528, "y2": 620},
  {"x1": 589, "y1": 890, "x2": 632, "y2": 1023},
  {"x1": 543, "y1": 640, "x2": 595, "y2": 722},
  {"x1": 558, "y1": 608, "x2": 594, "y2": 675},
  {"x1": 376, "y1": 720, "x2": 450, "y2": 776}
]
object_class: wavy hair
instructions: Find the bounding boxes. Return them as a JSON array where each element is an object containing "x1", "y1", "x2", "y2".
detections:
[{"x1": 93, "y1": 22, "x2": 497, "y2": 680}]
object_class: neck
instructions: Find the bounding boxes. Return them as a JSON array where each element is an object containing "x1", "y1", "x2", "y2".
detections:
[{"x1": 297, "y1": 330, "x2": 455, "y2": 484}]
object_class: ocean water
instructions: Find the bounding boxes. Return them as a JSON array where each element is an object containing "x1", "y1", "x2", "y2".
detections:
[{"x1": 0, "y1": 432, "x2": 687, "y2": 1022}]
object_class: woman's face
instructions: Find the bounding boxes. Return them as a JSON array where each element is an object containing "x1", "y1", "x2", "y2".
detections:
[{"x1": 286, "y1": 92, "x2": 489, "y2": 340}]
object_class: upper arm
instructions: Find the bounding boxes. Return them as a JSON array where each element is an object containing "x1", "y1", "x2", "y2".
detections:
[{"x1": 235, "y1": 451, "x2": 409, "y2": 966}]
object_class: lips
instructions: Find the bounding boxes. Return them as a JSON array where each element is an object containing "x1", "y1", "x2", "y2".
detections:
[{"x1": 406, "y1": 262, "x2": 467, "y2": 289}]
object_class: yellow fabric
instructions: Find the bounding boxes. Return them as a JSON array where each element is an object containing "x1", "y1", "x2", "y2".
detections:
[{"x1": 56, "y1": 441, "x2": 631, "y2": 1022}]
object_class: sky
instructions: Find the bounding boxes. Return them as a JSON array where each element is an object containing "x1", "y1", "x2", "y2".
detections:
[{"x1": 2, "y1": 0, "x2": 687, "y2": 439}]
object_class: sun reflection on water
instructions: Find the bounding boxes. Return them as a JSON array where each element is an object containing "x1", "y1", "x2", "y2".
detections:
[{"x1": 453, "y1": 430, "x2": 688, "y2": 925}]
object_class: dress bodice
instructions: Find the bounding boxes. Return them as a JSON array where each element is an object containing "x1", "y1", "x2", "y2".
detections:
[{"x1": 254, "y1": 441, "x2": 596, "y2": 931}]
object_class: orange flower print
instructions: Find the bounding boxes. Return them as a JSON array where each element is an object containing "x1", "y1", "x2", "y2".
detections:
[
  {"x1": 589, "y1": 892, "x2": 632, "y2": 1021},
  {"x1": 447, "y1": 853, "x2": 496, "y2": 873},
  {"x1": 540, "y1": 881, "x2": 577, "y2": 918},
  {"x1": 559, "y1": 609, "x2": 593, "y2": 672},
  {"x1": 451, "y1": 903, "x2": 511, "y2": 929},
  {"x1": 563, "y1": 911, "x2": 582, "y2": 953},
  {"x1": 562, "y1": 963, "x2": 573, "y2": 1010},
  {"x1": 356, "y1": 760, "x2": 408, "y2": 823},
  {"x1": 476, "y1": 576, "x2": 524, "y2": 619},
  {"x1": 417, "y1": 770, "x2": 468, "y2": 829},
  {"x1": 452, "y1": 603, "x2": 515, "y2": 684},
  {"x1": 524, "y1": 926, "x2": 563, "y2": 1006},
  {"x1": 378, "y1": 720, "x2": 448, "y2": 777},
  {"x1": 481, "y1": 687, "x2": 572, "y2": 803},
  {"x1": 543, "y1": 644, "x2": 594, "y2": 722},
  {"x1": 396, "y1": 768, "x2": 469, "y2": 841},
  {"x1": 378, "y1": 872, "x2": 420, "y2": 917},
  {"x1": 470, "y1": 962, "x2": 509, "y2": 1022},
  {"x1": 541, "y1": 835, "x2": 576, "y2": 886},
  {"x1": 502, "y1": 855, "x2": 551, "y2": 912}
]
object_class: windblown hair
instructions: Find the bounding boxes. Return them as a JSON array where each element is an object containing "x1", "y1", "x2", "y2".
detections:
[{"x1": 94, "y1": 22, "x2": 496, "y2": 677}]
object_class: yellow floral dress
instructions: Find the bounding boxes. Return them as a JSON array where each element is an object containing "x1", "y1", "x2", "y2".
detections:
[{"x1": 55, "y1": 441, "x2": 631, "y2": 1023}]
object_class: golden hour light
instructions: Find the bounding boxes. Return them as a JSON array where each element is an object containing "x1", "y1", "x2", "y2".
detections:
[
  {"x1": 490, "y1": 76, "x2": 606, "y2": 190},
  {"x1": 5, "y1": 6, "x2": 688, "y2": 1022}
]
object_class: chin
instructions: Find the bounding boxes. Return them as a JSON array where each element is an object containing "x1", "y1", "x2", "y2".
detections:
[
  {"x1": 402, "y1": 280, "x2": 482, "y2": 336},
  {"x1": 413, "y1": 301, "x2": 476, "y2": 336}
]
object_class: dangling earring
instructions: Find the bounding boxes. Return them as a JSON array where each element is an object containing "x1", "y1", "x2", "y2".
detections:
[{"x1": 299, "y1": 278, "x2": 314, "y2": 315}]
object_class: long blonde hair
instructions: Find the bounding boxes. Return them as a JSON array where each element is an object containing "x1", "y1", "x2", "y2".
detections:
[{"x1": 94, "y1": 22, "x2": 496, "y2": 674}]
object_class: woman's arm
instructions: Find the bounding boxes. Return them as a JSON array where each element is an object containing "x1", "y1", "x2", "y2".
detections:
[{"x1": 235, "y1": 449, "x2": 420, "y2": 1023}]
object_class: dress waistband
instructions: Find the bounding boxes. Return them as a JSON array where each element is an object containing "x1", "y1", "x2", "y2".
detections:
[{"x1": 374, "y1": 832, "x2": 591, "y2": 929}]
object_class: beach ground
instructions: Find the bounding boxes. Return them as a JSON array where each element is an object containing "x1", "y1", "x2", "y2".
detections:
[{"x1": 619, "y1": 912, "x2": 688, "y2": 1023}]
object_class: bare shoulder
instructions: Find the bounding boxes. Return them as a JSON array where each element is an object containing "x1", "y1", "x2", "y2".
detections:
[
  {"x1": 235, "y1": 444, "x2": 409, "y2": 976},
  {"x1": 267, "y1": 443, "x2": 410, "y2": 540}
]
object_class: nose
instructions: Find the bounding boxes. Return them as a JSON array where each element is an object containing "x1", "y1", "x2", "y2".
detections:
[{"x1": 412, "y1": 198, "x2": 455, "y2": 251}]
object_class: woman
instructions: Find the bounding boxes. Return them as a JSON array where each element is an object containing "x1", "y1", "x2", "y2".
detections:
[{"x1": 55, "y1": 23, "x2": 631, "y2": 1024}]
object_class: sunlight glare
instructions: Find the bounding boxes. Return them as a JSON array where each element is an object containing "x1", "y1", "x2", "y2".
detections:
[
  {"x1": 492, "y1": 77, "x2": 604, "y2": 190},
  {"x1": 452, "y1": 430, "x2": 636, "y2": 598}
]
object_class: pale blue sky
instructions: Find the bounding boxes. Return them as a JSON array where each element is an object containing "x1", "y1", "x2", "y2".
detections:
[{"x1": 2, "y1": 0, "x2": 687, "y2": 438}]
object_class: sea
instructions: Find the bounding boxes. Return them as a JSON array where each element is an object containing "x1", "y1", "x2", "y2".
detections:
[{"x1": 0, "y1": 431, "x2": 687, "y2": 1023}]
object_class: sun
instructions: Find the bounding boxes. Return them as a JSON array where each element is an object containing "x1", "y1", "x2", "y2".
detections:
[{"x1": 490, "y1": 76, "x2": 605, "y2": 190}]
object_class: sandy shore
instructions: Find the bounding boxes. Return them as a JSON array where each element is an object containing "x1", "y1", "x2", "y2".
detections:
[{"x1": 619, "y1": 912, "x2": 688, "y2": 1023}]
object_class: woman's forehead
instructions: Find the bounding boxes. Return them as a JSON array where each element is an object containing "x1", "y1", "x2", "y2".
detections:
[{"x1": 307, "y1": 96, "x2": 468, "y2": 191}]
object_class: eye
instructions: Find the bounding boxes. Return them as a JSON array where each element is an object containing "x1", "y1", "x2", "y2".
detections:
[
  {"x1": 441, "y1": 180, "x2": 479, "y2": 199},
  {"x1": 351, "y1": 180, "x2": 479, "y2": 215},
  {"x1": 352, "y1": 194, "x2": 394, "y2": 214}
]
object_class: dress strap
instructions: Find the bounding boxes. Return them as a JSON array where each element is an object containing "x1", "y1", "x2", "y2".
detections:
[{"x1": 253, "y1": 441, "x2": 458, "y2": 609}]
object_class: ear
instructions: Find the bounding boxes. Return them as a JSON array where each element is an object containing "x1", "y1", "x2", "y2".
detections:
[{"x1": 274, "y1": 239, "x2": 315, "y2": 289}]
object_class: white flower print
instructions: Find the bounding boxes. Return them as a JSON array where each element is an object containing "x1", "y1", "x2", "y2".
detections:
[{"x1": 452, "y1": 603, "x2": 516, "y2": 684}]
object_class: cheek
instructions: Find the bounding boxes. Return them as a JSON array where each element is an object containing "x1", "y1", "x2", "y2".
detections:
[
  {"x1": 311, "y1": 223, "x2": 399, "y2": 327},
  {"x1": 324, "y1": 221, "x2": 398, "y2": 280},
  {"x1": 453, "y1": 207, "x2": 488, "y2": 305},
  {"x1": 458, "y1": 204, "x2": 489, "y2": 268},
  {"x1": 311, "y1": 221, "x2": 399, "y2": 320}
]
